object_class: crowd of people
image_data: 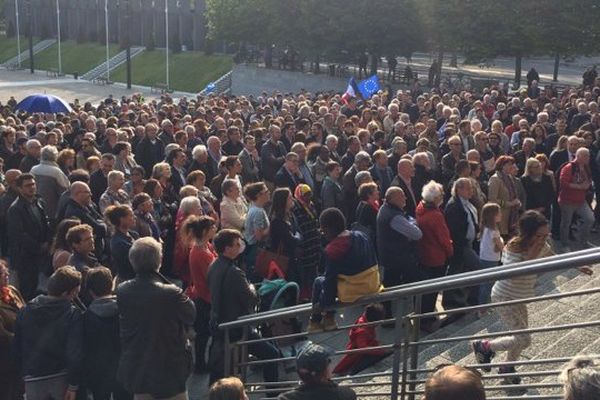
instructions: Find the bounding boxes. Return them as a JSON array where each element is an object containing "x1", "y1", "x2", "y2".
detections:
[{"x1": 0, "y1": 70, "x2": 599, "y2": 400}]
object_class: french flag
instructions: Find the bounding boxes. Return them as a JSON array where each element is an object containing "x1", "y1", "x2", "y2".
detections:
[{"x1": 342, "y1": 77, "x2": 359, "y2": 104}]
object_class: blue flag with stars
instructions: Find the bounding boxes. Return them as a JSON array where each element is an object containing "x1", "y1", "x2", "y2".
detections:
[{"x1": 357, "y1": 75, "x2": 380, "y2": 99}]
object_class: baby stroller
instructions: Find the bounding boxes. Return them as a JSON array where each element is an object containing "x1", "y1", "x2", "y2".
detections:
[{"x1": 258, "y1": 279, "x2": 304, "y2": 368}]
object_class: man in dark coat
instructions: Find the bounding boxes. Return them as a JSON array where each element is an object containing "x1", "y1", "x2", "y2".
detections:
[
  {"x1": 6, "y1": 173, "x2": 51, "y2": 300},
  {"x1": 275, "y1": 152, "x2": 305, "y2": 192},
  {"x1": 90, "y1": 153, "x2": 115, "y2": 206},
  {"x1": 117, "y1": 237, "x2": 195, "y2": 399},
  {"x1": 64, "y1": 182, "x2": 108, "y2": 261},
  {"x1": 390, "y1": 158, "x2": 418, "y2": 218},
  {"x1": 443, "y1": 178, "x2": 480, "y2": 312},
  {"x1": 207, "y1": 229, "x2": 279, "y2": 385},
  {"x1": 260, "y1": 125, "x2": 287, "y2": 185},
  {"x1": 18, "y1": 139, "x2": 41, "y2": 173},
  {"x1": 134, "y1": 123, "x2": 165, "y2": 178},
  {"x1": 0, "y1": 169, "x2": 21, "y2": 257}
]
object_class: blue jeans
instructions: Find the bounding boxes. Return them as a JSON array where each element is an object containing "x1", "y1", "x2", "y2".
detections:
[
  {"x1": 310, "y1": 276, "x2": 336, "y2": 322},
  {"x1": 479, "y1": 259, "x2": 501, "y2": 305}
]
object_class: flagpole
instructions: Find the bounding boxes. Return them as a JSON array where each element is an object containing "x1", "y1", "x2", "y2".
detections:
[
  {"x1": 15, "y1": 0, "x2": 21, "y2": 67},
  {"x1": 104, "y1": 0, "x2": 109, "y2": 80},
  {"x1": 56, "y1": 0, "x2": 61, "y2": 75},
  {"x1": 165, "y1": 0, "x2": 169, "y2": 89}
]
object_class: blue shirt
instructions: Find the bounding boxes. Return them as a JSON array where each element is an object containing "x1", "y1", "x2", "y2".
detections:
[{"x1": 244, "y1": 203, "x2": 269, "y2": 245}]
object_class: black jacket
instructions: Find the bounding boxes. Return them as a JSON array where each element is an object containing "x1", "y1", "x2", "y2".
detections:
[
  {"x1": 64, "y1": 199, "x2": 107, "y2": 258},
  {"x1": 110, "y1": 231, "x2": 139, "y2": 281},
  {"x1": 390, "y1": 176, "x2": 417, "y2": 218},
  {"x1": 117, "y1": 273, "x2": 195, "y2": 398},
  {"x1": 278, "y1": 382, "x2": 356, "y2": 400},
  {"x1": 83, "y1": 296, "x2": 122, "y2": 392},
  {"x1": 135, "y1": 137, "x2": 165, "y2": 178},
  {"x1": 444, "y1": 196, "x2": 477, "y2": 260},
  {"x1": 275, "y1": 166, "x2": 304, "y2": 192},
  {"x1": 260, "y1": 140, "x2": 287, "y2": 182},
  {"x1": 13, "y1": 295, "x2": 83, "y2": 387},
  {"x1": 89, "y1": 169, "x2": 108, "y2": 206},
  {"x1": 6, "y1": 195, "x2": 51, "y2": 263}
]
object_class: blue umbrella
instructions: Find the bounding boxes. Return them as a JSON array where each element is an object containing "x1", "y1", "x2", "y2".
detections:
[{"x1": 15, "y1": 94, "x2": 72, "y2": 114}]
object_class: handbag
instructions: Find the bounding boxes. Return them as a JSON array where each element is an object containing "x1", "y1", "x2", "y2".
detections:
[{"x1": 255, "y1": 244, "x2": 289, "y2": 279}]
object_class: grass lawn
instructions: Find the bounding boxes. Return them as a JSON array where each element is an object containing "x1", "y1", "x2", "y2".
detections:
[
  {"x1": 110, "y1": 50, "x2": 233, "y2": 93},
  {"x1": 0, "y1": 35, "x2": 40, "y2": 63},
  {"x1": 34, "y1": 40, "x2": 120, "y2": 75}
]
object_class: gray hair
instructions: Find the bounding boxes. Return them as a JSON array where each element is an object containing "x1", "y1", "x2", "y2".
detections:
[
  {"x1": 151, "y1": 162, "x2": 171, "y2": 179},
  {"x1": 354, "y1": 170, "x2": 372, "y2": 186},
  {"x1": 560, "y1": 356, "x2": 600, "y2": 400},
  {"x1": 107, "y1": 170, "x2": 125, "y2": 185},
  {"x1": 451, "y1": 177, "x2": 472, "y2": 198},
  {"x1": 40, "y1": 145, "x2": 58, "y2": 162},
  {"x1": 26, "y1": 139, "x2": 41, "y2": 150},
  {"x1": 179, "y1": 196, "x2": 201, "y2": 216},
  {"x1": 421, "y1": 180, "x2": 443, "y2": 203},
  {"x1": 354, "y1": 151, "x2": 371, "y2": 165},
  {"x1": 192, "y1": 144, "x2": 208, "y2": 160},
  {"x1": 129, "y1": 237, "x2": 162, "y2": 274},
  {"x1": 222, "y1": 179, "x2": 239, "y2": 196}
]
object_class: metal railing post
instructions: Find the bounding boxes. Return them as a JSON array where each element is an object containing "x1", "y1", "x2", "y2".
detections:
[
  {"x1": 224, "y1": 327, "x2": 232, "y2": 376},
  {"x1": 391, "y1": 296, "x2": 410, "y2": 400},
  {"x1": 407, "y1": 295, "x2": 422, "y2": 400}
]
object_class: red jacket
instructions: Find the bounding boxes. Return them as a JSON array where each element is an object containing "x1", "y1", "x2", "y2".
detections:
[
  {"x1": 333, "y1": 313, "x2": 386, "y2": 375},
  {"x1": 415, "y1": 201, "x2": 453, "y2": 268},
  {"x1": 559, "y1": 161, "x2": 590, "y2": 205},
  {"x1": 186, "y1": 243, "x2": 217, "y2": 303}
]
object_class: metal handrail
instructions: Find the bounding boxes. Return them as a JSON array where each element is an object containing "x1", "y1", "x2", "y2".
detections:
[{"x1": 219, "y1": 248, "x2": 599, "y2": 329}]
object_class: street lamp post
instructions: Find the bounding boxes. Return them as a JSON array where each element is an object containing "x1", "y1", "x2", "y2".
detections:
[
  {"x1": 15, "y1": 0, "x2": 21, "y2": 67},
  {"x1": 125, "y1": 0, "x2": 132, "y2": 89},
  {"x1": 27, "y1": 0, "x2": 33, "y2": 73},
  {"x1": 165, "y1": 0, "x2": 169, "y2": 89},
  {"x1": 56, "y1": 0, "x2": 61, "y2": 75},
  {"x1": 105, "y1": 0, "x2": 110, "y2": 80}
]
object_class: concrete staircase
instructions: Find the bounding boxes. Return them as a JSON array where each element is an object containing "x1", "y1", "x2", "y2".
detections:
[
  {"x1": 326, "y1": 264, "x2": 600, "y2": 400},
  {"x1": 80, "y1": 47, "x2": 144, "y2": 81},
  {"x1": 198, "y1": 70, "x2": 232, "y2": 96},
  {"x1": 1, "y1": 39, "x2": 57, "y2": 69}
]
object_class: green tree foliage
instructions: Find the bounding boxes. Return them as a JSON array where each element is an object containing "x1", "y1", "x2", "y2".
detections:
[{"x1": 205, "y1": 0, "x2": 599, "y2": 77}]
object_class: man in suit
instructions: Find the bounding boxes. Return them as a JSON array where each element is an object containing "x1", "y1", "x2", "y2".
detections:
[
  {"x1": 274, "y1": 152, "x2": 305, "y2": 192},
  {"x1": 89, "y1": 153, "x2": 115, "y2": 206},
  {"x1": 443, "y1": 178, "x2": 480, "y2": 312},
  {"x1": 342, "y1": 151, "x2": 371, "y2": 224},
  {"x1": 135, "y1": 123, "x2": 165, "y2": 178},
  {"x1": 369, "y1": 149, "x2": 395, "y2": 194},
  {"x1": 512, "y1": 138, "x2": 536, "y2": 176},
  {"x1": 168, "y1": 148, "x2": 187, "y2": 196},
  {"x1": 238, "y1": 135, "x2": 260, "y2": 185},
  {"x1": 458, "y1": 120, "x2": 475, "y2": 154},
  {"x1": 390, "y1": 158, "x2": 417, "y2": 218},
  {"x1": 260, "y1": 125, "x2": 287, "y2": 186},
  {"x1": 206, "y1": 136, "x2": 223, "y2": 184}
]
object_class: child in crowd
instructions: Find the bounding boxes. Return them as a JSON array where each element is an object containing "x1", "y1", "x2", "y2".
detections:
[
  {"x1": 478, "y1": 203, "x2": 504, "y2": 308},
  {"x1": 333, "y1": 303, "x2": 391, "y2": 376}
]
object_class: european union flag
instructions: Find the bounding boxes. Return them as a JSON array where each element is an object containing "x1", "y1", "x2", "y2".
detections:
[{"x1": 357, "y1": 75, "x2": 380, "y2": 99}]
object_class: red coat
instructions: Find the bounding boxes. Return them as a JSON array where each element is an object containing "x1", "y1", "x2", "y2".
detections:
[
  {"x1": 333, "y1": 313, "x2": 386, "y2": 375},
  {"x1": 559, "y1": 161, "x2": 590, "y2": 205},
  {"x1": 186, "y1": 243, "x2": 217, "y2": 303},
  {"x1": 415, "y1": 201, "x2": 453, "y2": 268}
]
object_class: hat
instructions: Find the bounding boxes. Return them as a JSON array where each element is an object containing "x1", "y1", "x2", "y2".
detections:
[{"x1": 296, "y1": 342, "x2": 333, "y2": 377}]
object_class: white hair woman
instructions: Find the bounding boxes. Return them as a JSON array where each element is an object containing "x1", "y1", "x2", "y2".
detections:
[
  {"x1": 99, "y1": 170, "x2": 131, "y2": 214},
  {"x1": 415, "y1": 180, "x2": 453, "y2": 332}
]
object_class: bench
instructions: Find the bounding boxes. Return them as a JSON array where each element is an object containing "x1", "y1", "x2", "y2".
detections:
[
  {"x1": 46, "y1": 68, "x2": 61, "y2": 78},
  {"x1": 151, "y1": 83, "x2": 173, "y2": 94},
  {"x1": 92, "y1": 76, "x2": 113, "y2": 85},
  {"x1": 396, "y1": 70, "x2": 418, "y2": 84}
]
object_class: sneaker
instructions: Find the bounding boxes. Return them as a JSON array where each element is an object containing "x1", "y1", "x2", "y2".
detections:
[
  {"x1": 322, "y1": 314, "x2": 338, "y2": 331},
  {"x1": 472, "y1": 340, "x2": 495, "y2": 372},
  {"x1": 498, "y1": 366, "x2": 521, "y2": 385},
  {"x1": 307, "y1": 319, "x2": 323, "y2": 333}
]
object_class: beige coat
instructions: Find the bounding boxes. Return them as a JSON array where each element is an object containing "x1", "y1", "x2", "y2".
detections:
[{"x1": 488, "y1": 173, "x2": 515, "y2": 235}]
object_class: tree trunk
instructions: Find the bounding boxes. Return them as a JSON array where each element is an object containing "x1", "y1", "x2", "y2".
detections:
[
  {"x1": 514, "y1": 54, "x2": 522, "y2": 89},
  {"x1": 314, "y1": 55, "x2": 320, "y2": 74},
  {"x1": 265, "y1": 45, "x2": 273, "y2": 68},
  {"x1": 450, "y1": 52, "x2": 458, "y2": 68},
  {"x1": 553, "y1": 53, "x2": 559, "y2": 82},
  {"x1": 435, "y1": 50, "x2": 444, "y2": 87},
  {"x1": 370, "y1": 54, "x2": 378, "y2": 76}
]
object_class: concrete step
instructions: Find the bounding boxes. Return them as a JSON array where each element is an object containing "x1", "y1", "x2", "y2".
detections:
[{"x1": 80, "y1": 47, "x2": 144, "y2": 81}]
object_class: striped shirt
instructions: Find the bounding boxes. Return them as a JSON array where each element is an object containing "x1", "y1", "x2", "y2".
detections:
[{"x1": 491, "y1": 242, "x2": 553, "y2": 299}]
